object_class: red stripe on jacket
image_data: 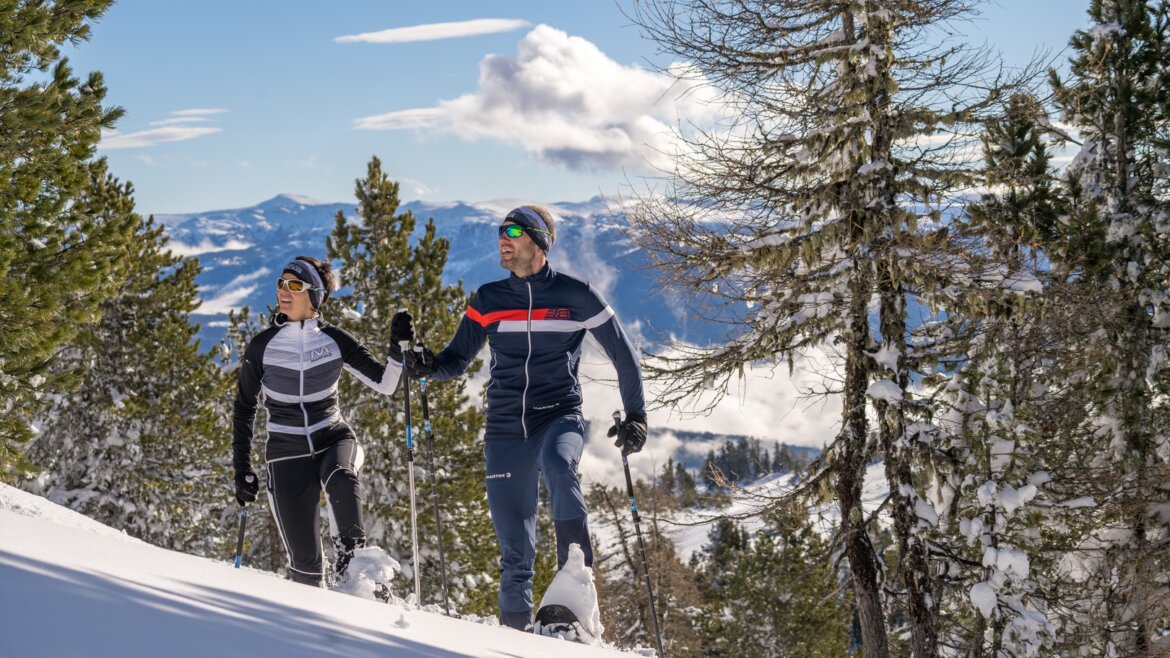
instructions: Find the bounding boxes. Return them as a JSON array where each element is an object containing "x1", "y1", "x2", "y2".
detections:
[{"x1": 466, "y1": 306, "x2": 551, "y2": 327}]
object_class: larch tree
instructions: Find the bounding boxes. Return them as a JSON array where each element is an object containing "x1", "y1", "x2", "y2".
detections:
[{"x1": 626, "y1": 2, "x2": 1030, "y2": 655}]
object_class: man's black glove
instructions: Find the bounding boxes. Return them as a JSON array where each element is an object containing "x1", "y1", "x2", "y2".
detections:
[
  {"x1": 388, "y1": 309, "x2": 416, "y2": 363},
  {"x1": 608, "y1": 412, "x2": 648, "y2": 455},
  {"x1": 234, "y1": 469, "x2": 259, "y2": 506},
  {"x1": 404, "y1": 344, "x2": 437, "y2": 377}
]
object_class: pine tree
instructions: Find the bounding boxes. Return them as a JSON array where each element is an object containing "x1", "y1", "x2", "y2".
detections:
[
  {"x1": 1047, "y1": 1, "x2": 1170, "y2": 653},
  {"x1": 693, "y1": 509, "x2": 850, "y2": 657},
  {"x1": 927, "y1": 93, "x2": 1065, "y2": 656},
  {"x1": 0, "y1": 0, "x2": 134, "y2": 474},
  {"x1": 25, "y1": 162, "x2": 231, "y2": 556},
  {"x1": 326, "y1": 156, "x2": 496, "y2": 614}
]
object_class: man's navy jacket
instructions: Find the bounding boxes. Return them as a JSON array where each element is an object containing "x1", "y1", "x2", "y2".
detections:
[{"x1": 430, "y1": 263, "x2": 645, "y2": 440}]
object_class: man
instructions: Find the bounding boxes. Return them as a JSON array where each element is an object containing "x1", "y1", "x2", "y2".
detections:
[{"x1": 397, "y1": 205, "x2": 647, "y2": 630}]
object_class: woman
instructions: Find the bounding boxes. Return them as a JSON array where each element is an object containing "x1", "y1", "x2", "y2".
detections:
[{"x1": 231, "y1": 255, "x2": 411, "y2": 586}]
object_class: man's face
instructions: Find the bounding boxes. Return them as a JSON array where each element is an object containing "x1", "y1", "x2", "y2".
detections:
[{"x1": 498, "y1": 221, "x2": 544, "y2": 276}]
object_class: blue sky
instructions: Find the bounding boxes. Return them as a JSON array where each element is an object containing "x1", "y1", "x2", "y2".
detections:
[{"x1": 65, "y1": 1, "x2": 1092, "y2": 216}]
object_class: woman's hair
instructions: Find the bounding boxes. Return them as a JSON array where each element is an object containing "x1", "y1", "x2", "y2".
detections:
[{"x1": 294, "y1": 255, "x2": 335, "y2": 307}]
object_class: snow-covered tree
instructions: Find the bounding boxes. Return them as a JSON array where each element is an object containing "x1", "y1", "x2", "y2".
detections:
[
  {"x1": 26, "y1": 162, "x2": 231, "y2": 556},
  {"x1": 627, "y1": 2, "x2": 1031, "y2": 654},
  {"x1": 692, "y1": 509, "x2": 850, "y2": 657},
  {"x1": 326, "y1": 156, "x2": 497, "y2": 615},
  {"x1": 925, "y1": 93, "x2": 1064, "y2": 656},
  {"x1": 1046, "y1": 1, "x2": 1170, "y2": 653}
]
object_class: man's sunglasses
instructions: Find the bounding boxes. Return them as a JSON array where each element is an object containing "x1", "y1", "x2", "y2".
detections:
[
  {"x1": 498, "y1": 224, "x2": 551, "y2": 239},
  {"x1": 276, "y1": 278, "x2": 314, "y2": 293}
]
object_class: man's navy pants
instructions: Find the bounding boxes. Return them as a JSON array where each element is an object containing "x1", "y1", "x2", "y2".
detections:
[{"x1": 484, "y1": 414, "x2": 594, "y2": 623}]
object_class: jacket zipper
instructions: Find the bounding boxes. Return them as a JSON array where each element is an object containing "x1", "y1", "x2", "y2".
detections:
[
  {"x1": 299, "y1": 320, "x2": 315, "y2": 453},
  {"x1": 522, "y1": 281, "x2": 533, "y2": 439}
]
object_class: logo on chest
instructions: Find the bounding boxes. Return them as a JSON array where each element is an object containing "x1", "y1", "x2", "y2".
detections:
[
  {"x1": 544, "y1": 308, "x2": 571, "y2": 320},
  {"x1": 307, "y1": 346, "x2": 334, "y2": 362}
]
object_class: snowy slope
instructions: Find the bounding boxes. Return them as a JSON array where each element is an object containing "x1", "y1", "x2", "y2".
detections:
[{"x1": 0, "y1": 483, "x2": 646, "y2": 658}]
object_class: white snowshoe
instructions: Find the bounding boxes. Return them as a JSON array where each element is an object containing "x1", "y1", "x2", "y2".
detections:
[{"x1": 533, "y1": 543, "x2": 603, "y2": 645}]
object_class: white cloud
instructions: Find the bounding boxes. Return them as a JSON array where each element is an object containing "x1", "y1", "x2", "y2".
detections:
[
  {"x1": 354, "y1": 24, "x2": 726, "y2": 172},
  {"x1": 335, "y1": 18, "x2": 530, "y2": 44},
  {"x1": 574, "y1": 343, "x2": 842, "y2": 487},
  {"x1": 100, "y1": 126, "x2": 222, "y2": 149},
  {"x1": 100, "y1": 109, "x2": 226, "y2": 149},
  {"x1": 148, "y1": 117, "x2": 210, "y2": 127},
  {"x1": 355, "y1": 107, "x2": 446, "y2": 131},
  {"x1": 400, "y1": 177, "x2": 436, "y2": 197}
]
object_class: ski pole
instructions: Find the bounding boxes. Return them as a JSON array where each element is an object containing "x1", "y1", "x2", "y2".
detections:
[
  {"x1": 415, "y1": 349, "x2": 452, "y2": 616},
  {"x1": 401, "y1": 341, "x2": 422, "y2": 607},
  {"x1": 233, "y1": 504, "x2": 248, "y2": 568},
  {"x1": 614, "y1": 410, "x2": 666, "y2": 658}
]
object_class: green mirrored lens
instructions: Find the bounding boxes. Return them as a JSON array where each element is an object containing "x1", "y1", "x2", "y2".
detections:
[{"x1": 499, "y1": 224, "x2": 525, "y2": 238}]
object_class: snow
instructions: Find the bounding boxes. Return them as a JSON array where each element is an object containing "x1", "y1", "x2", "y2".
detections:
[
  {"x1": 0, "y1": 483, "x2": 643, "y2": 658},
  {"x1": 866, "y1": 379, "x2": 903, "y2": 403},
  {"x1": 537, "y1": 544, "x2": 603, "y2": 642},
  {"x1": 970, "y1": 581, "x2": 997, "y2": 618},
  {"x1": 870, "y1": 343, "x2": 900, "y2": 373}
]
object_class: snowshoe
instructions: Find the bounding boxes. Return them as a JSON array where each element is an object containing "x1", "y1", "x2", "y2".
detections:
[
  {"x1": 532, "y1": 543, "x2": 603, "y2": 644},
  {"x1": 330, "y1": 546, "x2": 400, "y2": 604},
  {"x1": 534, "y1": 604, "x2": 598, "y2": 644}
]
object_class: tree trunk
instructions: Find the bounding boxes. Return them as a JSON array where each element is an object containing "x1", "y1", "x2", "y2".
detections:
[
  {"x1": 877, "y1": 260, "x2": 939, "y2": 657},
  {"x1": 837, "y1": 271, "x2": 889, "y2": 658}
]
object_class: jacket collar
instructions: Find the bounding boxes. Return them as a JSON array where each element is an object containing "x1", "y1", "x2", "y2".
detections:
[
  {"x1": 506, "y1": 262, "x2": 555, "y2": 292},
  {"x1": 274, "y1": 313, "x2": 322, "y2": 330}
]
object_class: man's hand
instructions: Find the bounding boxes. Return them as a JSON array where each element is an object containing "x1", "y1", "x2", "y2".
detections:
[
  {"x1": 234, "y1": 469, "x2": 259, "y2": 506},
  {"x1": 388, "y1": 309, "x2": 415, "y2": 362},
  {"x1": 405, "y1": 344, "x2": 437, "y2": 377},
  {"x1": 608, "y1": 412, "x2": 648, "y2": 455}
]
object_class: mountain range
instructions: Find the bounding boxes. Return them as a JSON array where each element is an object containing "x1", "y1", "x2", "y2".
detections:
[{"x1": 157, "y1": 194, "x2": 719, "y2": 351}]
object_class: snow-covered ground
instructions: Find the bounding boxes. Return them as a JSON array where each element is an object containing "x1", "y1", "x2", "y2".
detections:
[{"x1": 0, "y1": 483, "x2": 645, "y2": 658}]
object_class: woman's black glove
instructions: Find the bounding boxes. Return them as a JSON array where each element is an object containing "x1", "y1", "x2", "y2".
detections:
[
  {"x1": 234, "y1": 469, "x2": 259, "y2": 506},
  {"x1": 388, "y1": 309, "x2": 415, "y2": 362},
  {"x1": 608, "y1": 412, "x2": 648, "y2": 455}
]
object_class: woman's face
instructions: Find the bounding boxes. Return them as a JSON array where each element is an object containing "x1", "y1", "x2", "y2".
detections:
[{"x1": 276, "y1": 273, "x2": 315, "y2": 321}]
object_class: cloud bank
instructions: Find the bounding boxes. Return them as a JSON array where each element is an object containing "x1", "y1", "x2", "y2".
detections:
[{"x1": 354, "y1": 25, "x2": 724, "y2": 172}]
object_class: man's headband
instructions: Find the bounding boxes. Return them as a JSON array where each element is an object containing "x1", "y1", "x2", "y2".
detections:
[{"x1": 504, "y1": 207, "x2": 555, "y2": 252}]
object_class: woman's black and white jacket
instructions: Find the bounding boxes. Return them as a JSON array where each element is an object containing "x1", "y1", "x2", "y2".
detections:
[{"x1": 231, "y1": 315, "x2": 401, "y2": 472}]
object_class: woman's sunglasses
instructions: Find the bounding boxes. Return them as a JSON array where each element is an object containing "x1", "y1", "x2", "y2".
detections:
[
  {"x1": 276, "y1": 278, "x2": 312, "y2": 293},
  {"x1": 498, "y1": 224, "x2": 551, "y2": 239}
]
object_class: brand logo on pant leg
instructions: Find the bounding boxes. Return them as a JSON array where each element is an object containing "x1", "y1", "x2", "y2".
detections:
[{"x1": 485, "y1": 472, "x2": 512, "y2": 480}]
